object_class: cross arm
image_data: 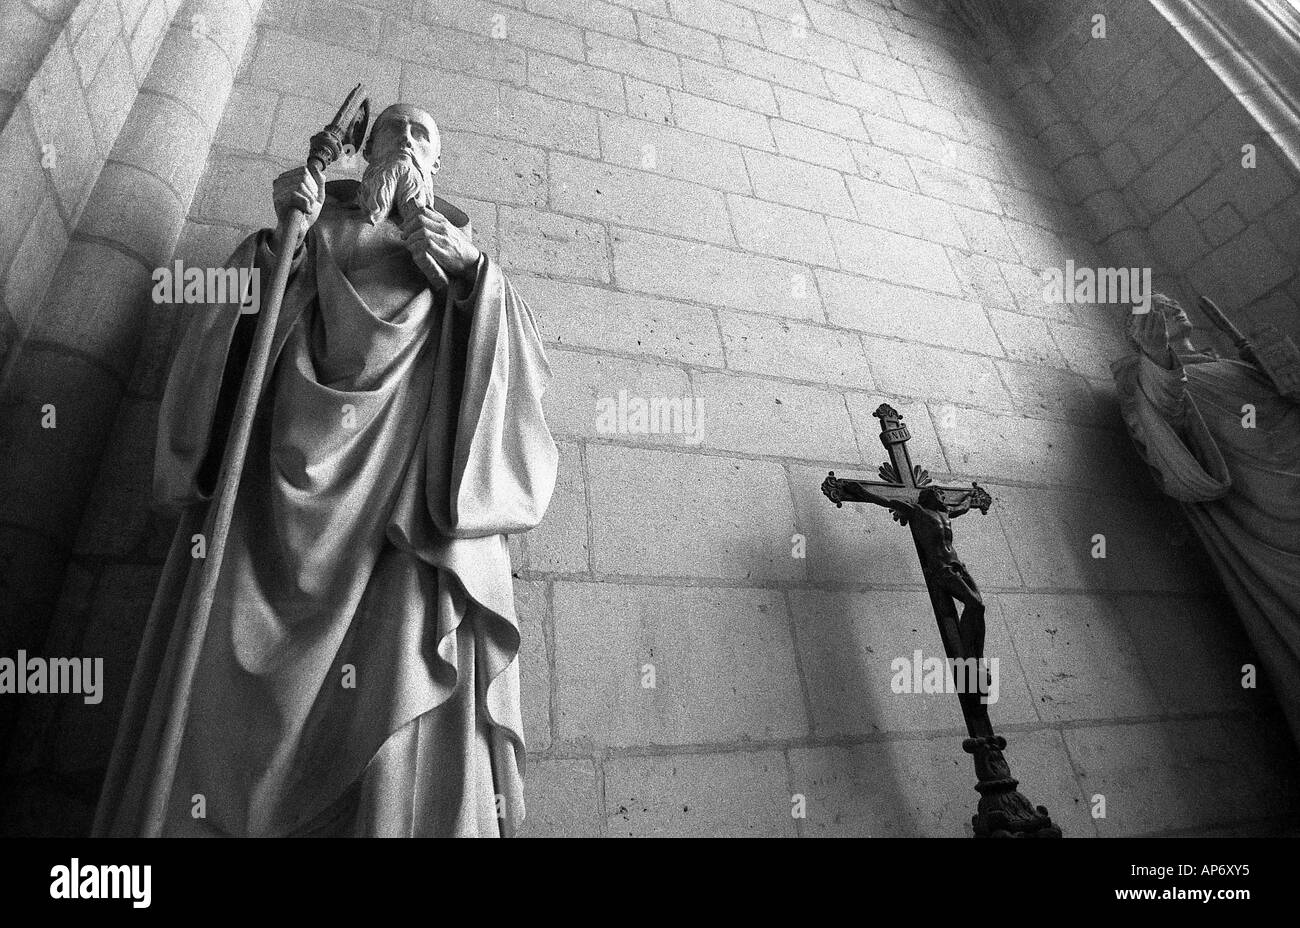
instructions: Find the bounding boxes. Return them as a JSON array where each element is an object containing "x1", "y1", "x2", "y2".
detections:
[{"x1": 822, "y1": 471, "x2": 915, "y2": 513}]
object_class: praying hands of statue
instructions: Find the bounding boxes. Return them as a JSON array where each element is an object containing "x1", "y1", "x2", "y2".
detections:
[{"x1": 401, "y1": 204, "x2": 481, "y2": 292}]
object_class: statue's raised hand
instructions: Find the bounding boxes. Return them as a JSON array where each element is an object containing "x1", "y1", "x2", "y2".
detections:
[{"x1": 269, "y1": 166, "x2": 325, "y2": 253}]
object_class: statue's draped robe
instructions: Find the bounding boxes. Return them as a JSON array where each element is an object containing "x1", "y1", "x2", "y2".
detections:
[
  {"x1": 94, "y1": 186, "x2": 557, "y2": 837},
  {"x1": 1112, "y1": 349, "x2": 1300, "y2": 742}
]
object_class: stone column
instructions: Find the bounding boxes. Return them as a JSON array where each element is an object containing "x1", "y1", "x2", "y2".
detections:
[
  {"x1": 0, "y1": 0, "x2": 261, "y2": 779},
  {"x1": 1150, "y1": 0, "x2": 1300, "y2": 172}
]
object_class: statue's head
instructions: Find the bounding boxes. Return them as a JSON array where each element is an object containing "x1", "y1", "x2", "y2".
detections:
[
  {"x1": 1127, "y1": 292, "x2": 1195, "y2": 347},
  {"x1": 1152, "y1": 293, "x2": 1194, "y2": 339},
  {"x1": 356, "y1": 103, "x2": 442, "y2": 224},
  {"x1": 364, "y1": 103, "x2": 442, "y2": 175},
  {"x1": 918, "y1": 487, "x2": 946, "y2": 511}
]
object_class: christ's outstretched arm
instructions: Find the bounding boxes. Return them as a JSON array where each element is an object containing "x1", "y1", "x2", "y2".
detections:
[
  {"x1": 822, "y1": 473, "x2": 915, "y2": 517},
  {"x1": 945, "y1": 483, "x2": 991, "y2": 519}
]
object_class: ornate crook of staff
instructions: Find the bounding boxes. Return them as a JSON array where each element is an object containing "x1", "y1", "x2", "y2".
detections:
[{"x1": 133, "y1": 84, "x2": 370, "y2": 837}]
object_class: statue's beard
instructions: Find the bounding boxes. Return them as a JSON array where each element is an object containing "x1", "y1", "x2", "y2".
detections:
[{"x1": 356, "y1": 152, "x2": 433, "y2": 224}]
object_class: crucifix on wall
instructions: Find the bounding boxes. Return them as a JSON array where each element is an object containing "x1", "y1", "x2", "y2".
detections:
[{"x1": 822, "y1": 403, "x2": 1062, "y2": 838}]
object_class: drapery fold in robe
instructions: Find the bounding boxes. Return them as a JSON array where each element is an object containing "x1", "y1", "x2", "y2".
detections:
[
  {"x1": 94, "y1": 181, "x2": 557, "y2": 837},
  {"x1": 1112, "y1": 348, "x2": 1300, "y2": 743}
]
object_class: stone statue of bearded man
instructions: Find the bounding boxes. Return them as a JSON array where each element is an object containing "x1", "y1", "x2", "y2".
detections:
[{"x1": 95, "y1": 103, "x2": 558, "y2": 838}]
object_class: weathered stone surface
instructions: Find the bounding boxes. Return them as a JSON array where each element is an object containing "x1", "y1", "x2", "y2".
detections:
[
  {"x1": 542, "y1": 349, "x2": 692, "y2": 444},
  {"x1": 826, "y1": 220, "x2": 962, "y2": 295},
  {"x1": 531, "y1": 0, "x2": 638, "y2": 39},
  {"x1": 553, "y1": 582, "x2": 807, "y2": 746},
  {"x1": 397, "y1": 65, "x2": 502, "y2": 137},
  {"x1": 992, "y1": 483, "x2": 1209, "y2": 594},
  {"x1": 0, "y1": 350, "x2": 124, "y2": 545},
  {"x1": 726, "y1": 194, "x2": 838, "y2": 266},
  {"x1": 692, "y1": 371, "x2": 862, "y2": 461},
  {"x1": 637, "y1": 12, "x2": 723, "y2": 64},
  {"x1": 999, "y1": 593, "x2": 1162, "y2": 724},
  {"x1": 863, "y1": 337, "x2": 1012, "y2": 412},
  {"x1": 438, "y1": 130, "x2": 548, "y2": 206},
  {"x1": 3, "y1": 193, "x2": 70, "y2": 322},
  {"x1": 495, "y1": 85, "x2": 602, "y2": 156},
  {"x1": 247, "y1": 29, "x2": 402, "y2": 110},
  {"x1": 85, "y1": 39, "x2": 138, "y2": 158},
  {"x1": 605, "y1": 750, "x2": 796, "y2": 837},
  {"x1": 514, "y1": 580, "x2": 552, "y2": 751},
  {"x1": 846, "y1": 176, "x2": 966, "y2": 247},
  {"x1": 1114, "y1": 594, "x2": 1253, "y2": 717},
  {"x1": 770, "y1": 119, "x2": 856, "y2": 173},
  {"x1": 611, "y1": 227, "x2": 822, "y2": 319},
  {"x1": 671, "y1": 89, "x2": 774, "y2": 149},
  {"x1": 586, "y1": 32, "x2": 681, "y2": 87},
  {"x1": 551, "y1": 153, "x2": 734, "y2": 244},
  {"x1": 517, "y1": 758, "x2": 601, "y2": 837},
  {"x1": 522, "y1": 442, "x2": 590, "y2": 573},
  {"x1": 25, "y1": 37, "x2": 100, "y2": 221},
  {"x1": 382, "y1": 15, "x2": 527, "y2": 85},
  {"x1": 53, "y1": 563, "x2": 163, "y2": 773},
  {"x1": 718, "y1": 311, "x2": 873, "y2": 390},
  {"x1": 598, "y1": 112, "x2": 749, "y2": 192},
  {"x1": 0, "y1": 104, "x2": 49, "y2": 271},
  {"x1": 996, "y1": 359, "x2": 1102, "y2": 424},
  {"x1": 821, "y1": 273, "x2": 999, "y2": 354},
  {"x1": 788, "y1": 589, "x2": 1039, "y2": 737},
  {"x1": 527, "y1": 51, "x2": 624, "y2": 112},
  {"x1": 420, "y1": 0, "x2": 586, "y2": 61},
  {"x1": 584, "y1": 445, "x2": 801, "y2": 581},
  {"x1": 190, "y1": 151, "x2": 277, "y2": 229},
  {"x1": 934, "y1": 407, "x2": 1141, "y2": 492},
  {"x1": 1065, "y1": 719, "x2": 1300, "y2": 836},
  {"x1": 513, "y1": 276, "x2": 725, "y2": 366},
  {"x1": 985, "y1": 307, "x2": 1067, "y2": 366},
  {"x1": 498, "y1": 206, "x2": 611, "y2": 282},
  {"x1": 679, "y1": 58, "x2": 776, "y2": 113},
  {"x1": 213, "y1": 83, "x2": 276, "y2": 153},
  {"x1": 789, "y1": 728, "x2": 1095, "y2": 837},
  {"x1": 72, "y1": 397, "x2": 158, "y2": 557},
  {"x1": 744, "y1": 148, "x2": 855, "y2": 219}
]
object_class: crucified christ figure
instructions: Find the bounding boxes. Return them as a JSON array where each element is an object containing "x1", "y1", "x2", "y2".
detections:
[{"x1": 825, "y1": 478, "x2": 986, "y2": 661}]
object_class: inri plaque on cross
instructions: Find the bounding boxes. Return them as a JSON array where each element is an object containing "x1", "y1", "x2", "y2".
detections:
[{"x1": 822, "y1": 403, "x2": 1062, "y2": 839}]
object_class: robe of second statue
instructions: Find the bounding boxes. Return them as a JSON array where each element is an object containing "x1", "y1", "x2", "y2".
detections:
[
  {"x1": 1113, "y1": 348, "x2": 1300, "y2": 743},
  {"x1": 95, "y1": 183, "x2": 558, "y2": 836}
]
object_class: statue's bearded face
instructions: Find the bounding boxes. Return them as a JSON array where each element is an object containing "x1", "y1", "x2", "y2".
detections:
[{"x1": 357, "y1": 105, "x2": 441, "y2": 224}]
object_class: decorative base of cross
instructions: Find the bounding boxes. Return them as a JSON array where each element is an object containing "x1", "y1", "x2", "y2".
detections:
[{"x1": 964, "y1": 735, "x2": 1063, "y2": 838}]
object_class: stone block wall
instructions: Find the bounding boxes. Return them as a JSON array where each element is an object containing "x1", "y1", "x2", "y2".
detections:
[
  {"x1": 0, "y1": 0, "x2": 260, "y2": 831},
  {"x1": 4, "y1": 0, "x2": 1297, "y2": 837},
  {"x1": 1, "y1": 0, "x2": 176, "y2": 351},
  {"x1": 1000, "y1": 0, "x2": 1300, "y2": 338},
  {"x1": 0, "y1": 0, "x2": 181, "y2": 763}
]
